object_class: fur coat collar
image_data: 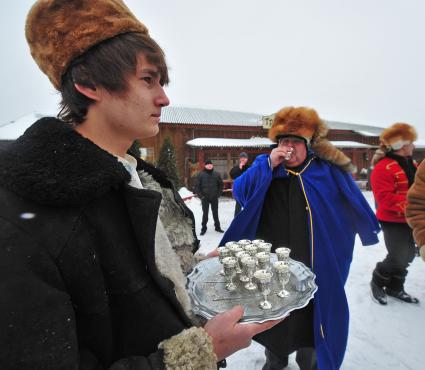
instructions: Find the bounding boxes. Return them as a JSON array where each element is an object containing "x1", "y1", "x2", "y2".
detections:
[{"x1": 0, "y1": 117, "x2": 166, "y2": 206}]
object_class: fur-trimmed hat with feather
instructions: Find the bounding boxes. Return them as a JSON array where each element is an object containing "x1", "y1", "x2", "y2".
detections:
[
  {"x1": 25, "y1": 0, "x2": 149, "y2": 89},
  {"x1": 372, "y1": 122, "x2": 417, "y2": 165},
  {"x1": 268, "y1": 106, "x2": 356, "y2": 173}
]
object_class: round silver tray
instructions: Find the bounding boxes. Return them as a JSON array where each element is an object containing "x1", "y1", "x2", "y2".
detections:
[{"x1": 187, "y1": 254, "x2": 317, "y2": 323}]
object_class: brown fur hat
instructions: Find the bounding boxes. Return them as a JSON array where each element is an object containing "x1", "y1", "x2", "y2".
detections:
[
  {"x1": 25, "y1": 0, "x2": 149, "y2": 89},
  {"x1": 268, "y1": 106, "x2": 328, "y2": 143},
  {"x1": 269, "y1": 106, "x2": 356, "y2": 173},
  {"x1": 371, "y1": 122, "x2": 417, "y2": 166},
  {"x1": 380, "y1": 123, "x2": 417, "y2": 150}
]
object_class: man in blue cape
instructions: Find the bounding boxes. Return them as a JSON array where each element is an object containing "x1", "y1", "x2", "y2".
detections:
[{"x1": 219, "y1": 107, "x2": 380, "y2": 370}]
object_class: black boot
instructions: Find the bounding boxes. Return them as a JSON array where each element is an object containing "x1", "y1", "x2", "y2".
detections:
[
  {"x1": 215, "y1": 228, "x2": 224, "y2": 233},
  {"x1": 200, "y1": 228, "x2": 207, "y2": 236},
  {"x1": 295, "y1": 348, "x2": 317, "y2": 370},
  {"x1": 370, "y1": 281, "x2": 387, "y2": 305},
  {"x1": 386, "y1": 289, "x2": 419, "y2": 303},
  {"x1": 262, "y1": 349, "x2": 288, "y2": 370},
  {"x1": 371, "y1": 268, "x2": 390, "y2": 305},
  {"x1": 386, "y1": 275, "x2": 419, "y2": 303}
]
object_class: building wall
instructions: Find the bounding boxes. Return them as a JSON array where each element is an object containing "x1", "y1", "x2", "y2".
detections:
[
  {"x1": 139, "y1": 123, "x2": 267, "y2": 186},
  {"x1": 138, "y1": 123, "x2": 424, "y2": 189}
]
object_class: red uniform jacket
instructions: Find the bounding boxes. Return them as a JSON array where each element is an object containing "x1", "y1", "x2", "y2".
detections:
[{"x1": 371, "y1": 157, "x2": 416, "y2": 223}]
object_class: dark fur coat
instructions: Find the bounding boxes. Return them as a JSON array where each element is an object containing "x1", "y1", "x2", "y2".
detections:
[{"x1": 0, "y1": 118, "x2": 201, "y2": 369}]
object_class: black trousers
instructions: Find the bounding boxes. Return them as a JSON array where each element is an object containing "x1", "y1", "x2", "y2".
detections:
[
  {"x1": 373, "y1": 221, "x2": 416, "y2": 291},
  {"x1": 263, "y1": 348, "x2": 317, "y2": 370},
  {"x1": 201, "y1": 197, "x2": 220, "y2": 230}
]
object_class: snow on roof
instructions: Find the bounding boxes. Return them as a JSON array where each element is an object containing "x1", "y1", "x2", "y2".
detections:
[
  {"x1": 414, "y1": 139, "x2": 425, "y2": 149},
  {"x1": 325, "y1": 120, "x2": 384, "y2": 136},
  {"x1": 331, "y1": 141, "x2": 376, "y2": 148},
  {"x1": 186, "y1": 137, "x2": 273, "y2": 148},
  {"x1": 161, "y1": 106, "x2": 262, "y2": 126},
  {"x1": 186, "y1": 137, "x2": 377, "y2": 149}
]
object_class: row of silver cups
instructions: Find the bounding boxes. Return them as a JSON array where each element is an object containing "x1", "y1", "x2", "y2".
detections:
[{"x1": 217, "y1": 239, "x2": 291, "y2": 310}]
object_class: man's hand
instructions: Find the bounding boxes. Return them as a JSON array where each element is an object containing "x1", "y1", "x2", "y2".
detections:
[
  {"x1": 269, "y1": 146, "x2": 294, "y2": 169},
  {"x1": 204, "y1": 305, "x2": 283, "y2": 361},
  {"x1": 206, "y1": 248, "x2": 219, "y2": 258}
]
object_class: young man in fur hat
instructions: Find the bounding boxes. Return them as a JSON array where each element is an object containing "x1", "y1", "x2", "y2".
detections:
[
  {"x1": 406, "y1": 160, "x2": 425, "y2": 262},
  {"x1": 229, "y1": 152, "x2": 250, "y2": 216},
  {"x1": 216, "y1": 107, "x2": 380, "y2": 370},
  {"x1": 370, "y1": 123, "x2": 420, "y2": 305},
  {"x1": 0, "y1": 1, "x2": 279, "y2": 368}
]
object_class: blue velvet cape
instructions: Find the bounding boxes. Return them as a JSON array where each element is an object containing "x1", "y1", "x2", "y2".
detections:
[{"x1": 220, "y1": 154, "x2": 380, "y2": 370}]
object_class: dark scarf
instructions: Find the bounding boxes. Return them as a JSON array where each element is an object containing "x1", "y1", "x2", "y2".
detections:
[{"x1": 386, "y1": 152, "x2": 417, "y2": 187}]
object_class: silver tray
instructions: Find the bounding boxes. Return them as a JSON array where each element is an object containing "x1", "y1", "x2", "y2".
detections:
[{"x1": 187, "y1": 254, "x2": 317, "y2": 323}]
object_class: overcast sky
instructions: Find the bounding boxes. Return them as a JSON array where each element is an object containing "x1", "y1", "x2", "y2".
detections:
[{"x1": 1, "y1": 0, "x2": 425, "y2": 138}]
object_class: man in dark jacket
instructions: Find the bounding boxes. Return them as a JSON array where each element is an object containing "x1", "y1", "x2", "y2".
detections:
[
  {"x1": 0, "y1": 1, "x2": 279, "y2": 369},
  {"x1": 229, "y1": 152, "x2": 250, "y2": 216},
  {"x1": 195, "y1": 160, "x2": 224, "y2": 235}
]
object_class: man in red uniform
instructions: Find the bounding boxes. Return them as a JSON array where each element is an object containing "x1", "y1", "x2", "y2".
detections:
[{"x1": 370, "y1": 123, "x2": 419, "y2": 305}]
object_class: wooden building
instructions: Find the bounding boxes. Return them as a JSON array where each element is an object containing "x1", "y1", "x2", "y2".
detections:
[
  {"x1": 1, "y1": 109, "x2": 424, "y2": 190},
  {"x1": 139, "y1": 106, "x2": 400, "y2": 188}
]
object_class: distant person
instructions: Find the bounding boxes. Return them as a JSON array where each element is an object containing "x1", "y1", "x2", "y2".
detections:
[
  {"x1": 229, "y1": 152, "x2": 250, "y2": 216},
  {"x1": 195, "y1": 160, "x2": 224, "y2": 235},
  {"x1": 370, "y1": 123, "x2": 420, "y2": 305},
  {"x1": 217, "y1": 106, "x2": 380, "y2": 370},
  {"x1": 0, "y1": 0, "x2": 280, "y2": 368},
  {"x1": 406, "y1": 160, "x2": 425, "y2": 262}
]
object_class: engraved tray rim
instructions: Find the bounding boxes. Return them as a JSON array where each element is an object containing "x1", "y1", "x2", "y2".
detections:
[{"x1": 187, "y1": 255, "x2": 317, "y2": 324}]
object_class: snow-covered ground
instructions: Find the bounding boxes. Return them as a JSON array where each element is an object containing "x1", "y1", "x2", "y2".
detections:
[{"x1": 182, "y1": 191, "x2": 424, "y2": 370}]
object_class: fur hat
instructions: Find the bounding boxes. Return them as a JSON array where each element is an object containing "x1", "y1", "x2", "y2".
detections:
[
  {"x1": 371, "y1": 122, "x2": 417, "y2": 165},
  {"x1": 380, "y1": 123, "x2": 417, "y2": 150},
  {"x1": 269, "y1": 106, "x2": 356, "y2": 173},
  {"x1": 268, "y1": 106, "x2": 328, "y2": 144},
  {"x1": 25, "y1": 0, "x2": 149, "y2": 89}
]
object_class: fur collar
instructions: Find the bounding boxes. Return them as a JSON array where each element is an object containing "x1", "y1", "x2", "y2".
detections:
[{"x1": 0, "y1": 117, "x2": 130, "y2": 206}]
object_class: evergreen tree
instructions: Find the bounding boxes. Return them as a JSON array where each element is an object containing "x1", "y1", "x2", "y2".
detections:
[{"x1": 156, "y1": 137, "x2": 180, "y2": 189}]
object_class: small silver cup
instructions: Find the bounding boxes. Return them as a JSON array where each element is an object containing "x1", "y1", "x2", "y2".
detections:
[
  {"x1": 257, "y1": 242, "x2": 272, "y2": 254},
  {"x1": 275, "y1": 247, "x2": 291, "y2": 263},
  {"x1": 273, "y1": 261, "x2": 291, "y2": 298},
  {"x1": 254, "y1": 269, "x2": 273, "y2": 309},
  {"x1": 217, "y1": 246, "x2": 230, "y2": 276},
  {"x1": 256, "y1": 251, "x2": 271, "y2": 271},
  {"x1": 222, "y1": 256, "x2": 238, "y2": 291},
  {"x1": 251, "y1": 239, "x2": 265, "y2": 245},
  {"x1": 244, "y1": 244, "x2": 258, "y2": 257},
  {"x1": 235, "y1": 250, "x2": 250, "y2": 282},
  {"x1": 241, "y1": 256, "x2": 257, "y2": 290}
]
